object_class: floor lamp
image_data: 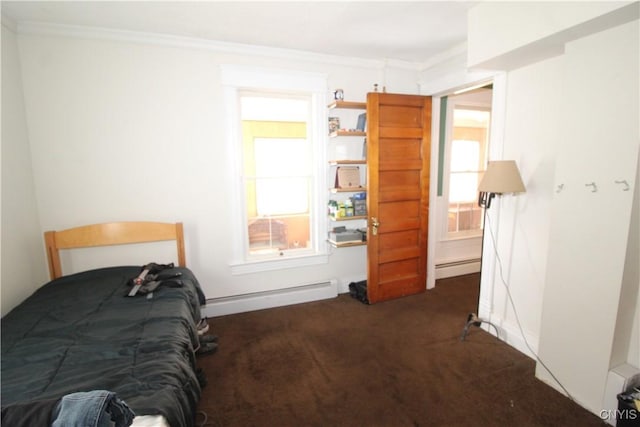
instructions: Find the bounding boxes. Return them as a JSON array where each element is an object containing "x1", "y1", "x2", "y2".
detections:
[{"x1": 461, "y1": 160, "x2": 526, "y2": 340}]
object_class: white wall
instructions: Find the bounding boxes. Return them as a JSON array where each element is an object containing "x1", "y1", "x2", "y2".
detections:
[
  {"x1": 1, "y1": 22, "x2": 49, "y2": 315},
  {"x1": 14, "y1": 27, "x2": 420, "y2": 305},
  {"x1": 467, "y1": 1, "x2": 637, "y2": 70},
  {"x1": 462, "y1": 1, "x2": 640, "y2": 417},
  {"x1": 536, "y1": 19, "x2": 638, "y2": 413},
  {"x1": 479, "y1": 51, "x2": 564, "y2": 357}
]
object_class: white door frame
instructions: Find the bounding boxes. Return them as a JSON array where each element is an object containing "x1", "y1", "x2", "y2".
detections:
[
  {"x1": 436, "y1": 90, "x2": 492, "y2": 280},
  {"x1": 420, "y1": 66, "x2": 506, "y2": 326}
]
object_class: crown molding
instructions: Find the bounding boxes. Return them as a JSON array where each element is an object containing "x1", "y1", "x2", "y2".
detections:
[{"x1": 16, "y1": 20, "x2": 424, "y2": 71}]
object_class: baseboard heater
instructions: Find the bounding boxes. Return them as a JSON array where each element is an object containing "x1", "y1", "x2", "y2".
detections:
[
  {"x1": 202, "y1": 279, "x2": 338, "y2": 317},
  {"x1": 435, "y1": 258, "x2": 481, "y2": 279}
]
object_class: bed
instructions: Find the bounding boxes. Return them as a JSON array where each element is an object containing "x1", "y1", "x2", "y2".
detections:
[{"x1": 1, "y1": 222, "x2": 205, "y2": 427}]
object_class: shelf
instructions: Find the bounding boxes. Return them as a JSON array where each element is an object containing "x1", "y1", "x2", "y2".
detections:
[
  {"x1": 329, "y1": 130, "x2": 366, "y2": 138},
  {"x1": 330, "y1": 215, "x2": 367, "y2": 221},
  {"x1": 327, "y1": 99, "x2": 367, "y2": 250},
  {"x1": 327, "y1": 100, "x2": 366, "y2": 110},
  {"x1": 328, "y1": 240, "x2": 367, "y2": 248},
  {"x1": 329, "y1": 160, "x2": 366, "y2": 166},
  {"x1": 330, "y1": 187, "x2": 366, "y2": 193}
]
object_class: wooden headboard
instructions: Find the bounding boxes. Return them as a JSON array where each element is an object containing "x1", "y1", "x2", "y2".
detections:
[{"x1": 44, "y1": 221, "x2": 186, "y2": 280}]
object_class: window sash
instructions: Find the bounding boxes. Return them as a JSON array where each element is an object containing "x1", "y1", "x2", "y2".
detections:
[
  {"x1": 443, "y1": 104, "x2": 491, "y2": 239},
  {"x1": 246, "y1": 176, "x2": 311, "y2": 216}
]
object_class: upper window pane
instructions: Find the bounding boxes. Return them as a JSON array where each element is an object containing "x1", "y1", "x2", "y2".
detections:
[
  {"x1": 450, "y1": 139, "x2": 480, "y2": 172},
  {"x1": 254, "y1": 138, "x2": 310, "y2": 176}
]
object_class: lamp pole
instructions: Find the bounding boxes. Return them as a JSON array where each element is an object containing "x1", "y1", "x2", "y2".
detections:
[{"x1": 460, "y1": 196, "x2": 499, "y2": 340}]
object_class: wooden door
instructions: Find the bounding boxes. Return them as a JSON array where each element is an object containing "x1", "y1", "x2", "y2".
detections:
[{"x1": 366, "y1": 93, "x2": 431, "y2": 303}]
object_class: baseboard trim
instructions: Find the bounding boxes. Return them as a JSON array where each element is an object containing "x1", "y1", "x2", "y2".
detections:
[
  {"x1": 337, "y1": 275, "x2": 367, "y2": 294},
  {"x1": 475, "y1": 312, "x2": 538, "y2": 360},
  {"x1": 202, "y1": 279, "x2": 338, "y2": 317},
  {"x1": 498, "y1": 319, "x2": 537, "y2": 360},
  {"x1": 435, "y1": 259, "x2": 481, "y2": 279}
]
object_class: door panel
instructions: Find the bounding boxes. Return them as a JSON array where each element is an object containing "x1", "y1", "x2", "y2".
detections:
[
  {"x1": 367, "y1": 93, "x2": 431, "y2": 303},
  {"x1": 379, "y1": 160, "x2": 424, "y2": 171},
  {"x1": 380, "y1": 128, "x2": 423, "y2": 138},
  {"x1": 379, "y1": 200, "x2": 420, "y2": 218},
  {"x1": 377, "y1": 219, "x2": 422, "y2": 234},
  {"x1": 379, "y1": 107, "x2": 424, "y2": 127},
  {"x1": 380, "y1": 139, "x2": 421, "y2": 160},
  {"x1": 380, "y1": 258, "x2": 420, "y2": 282},
  {"x1": 379, "y1": 248, "x2": 421, "y2": 264},
  {"x1": 378, "y1": 190, "x2": 422, "y2": 203},
  {"x1": 379, "y1": 230, "x2": 419, "y2": 249},
  {"x1": 377, "y1": 277, "x2": 421, "y2": 300},
  {"x1": 379, "y1": 171, "x2": 421, "y2": 187}
]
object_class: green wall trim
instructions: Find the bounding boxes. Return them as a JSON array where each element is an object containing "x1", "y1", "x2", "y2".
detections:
[{"x1": 437, "y1": 96, "x2": 447, "y2": 197}]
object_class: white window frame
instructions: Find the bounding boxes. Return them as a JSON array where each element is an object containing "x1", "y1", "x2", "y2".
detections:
[{"x1": 221, "y1": 65, "x2": 329, "y2": 274}]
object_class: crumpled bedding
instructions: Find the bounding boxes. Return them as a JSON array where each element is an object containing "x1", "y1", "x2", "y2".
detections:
[{"x1": 1, "y1": 266, "x2": 205, "y2": 427}]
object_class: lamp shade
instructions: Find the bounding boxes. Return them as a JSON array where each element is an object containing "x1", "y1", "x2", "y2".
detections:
[{"x1": 478, "y1": 160, "x2": 526, "y2": 194}]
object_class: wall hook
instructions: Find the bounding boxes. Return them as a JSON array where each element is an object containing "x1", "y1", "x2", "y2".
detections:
[
  {"x1": 556, "y1": 183, "x2": 564, "y2": 193},
  {"x1": 585, "y1": 182, "x2": 598, "y2": 193},
  {"x1": 614, "y1": 180, "x2": 630, "y2": 191}
]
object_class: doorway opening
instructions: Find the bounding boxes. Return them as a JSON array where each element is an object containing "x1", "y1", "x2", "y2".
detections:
[{"x1": 435, "y1": 83, "x2": 493, "y2": 280}]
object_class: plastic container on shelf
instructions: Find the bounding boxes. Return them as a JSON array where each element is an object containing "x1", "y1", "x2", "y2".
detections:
[{"x1": 344, "y1": 198, "x2": 354, "y2": 217}]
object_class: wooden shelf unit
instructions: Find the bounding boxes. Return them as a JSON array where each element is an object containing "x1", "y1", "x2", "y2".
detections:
[
  {"x1": 330, "y1": 187, "x2": 366, "y2": 193},
  {"x1": 327, "y1": 100, "x2": 367, "y2": 110},
  {"x1": 329, "y1": 160, "x2": 367, "y2": 166},
  {"x1": 329, "y1": 215, "x2": 367, "y2": 221},
  {"x1": 329, "y1": 130, "x2": 366, "y2": 138},
  {"x1": 328, "y1": 240, "x2": 367, "y2": 248},
  {"x1": 327, "y1": 98, "x2": 367, "y2": 248}
]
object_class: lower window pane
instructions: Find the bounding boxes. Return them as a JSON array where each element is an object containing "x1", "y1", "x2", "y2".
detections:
[
  {"x1": 448, "y1": 202, "x2": 483, "y2": 233},
  {"x1": 247, "y1": 215, "x2": 310, "y2": 254}
]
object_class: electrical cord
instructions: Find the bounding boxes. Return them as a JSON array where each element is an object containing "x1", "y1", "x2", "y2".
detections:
[
  {"x1": 484, "y1": 211, "x2": 576, "y2": 402},
  {"x1": 461, "y1": 313, "x2": 501, "y2": 341},
  {"x1": 196, "y1": 410, "x2": 220, "y2": 427}
]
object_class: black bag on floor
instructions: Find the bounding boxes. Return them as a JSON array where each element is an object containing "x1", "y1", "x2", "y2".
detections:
[{"x1": 348, "y1": 280, "x2": 369, "y2": 304}]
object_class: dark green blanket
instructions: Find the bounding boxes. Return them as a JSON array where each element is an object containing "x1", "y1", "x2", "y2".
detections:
[{"x1": 1, "y1": 266, "x2": 204, "y2": 427}]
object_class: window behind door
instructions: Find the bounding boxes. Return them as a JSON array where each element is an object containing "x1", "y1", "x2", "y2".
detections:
[{"x1": 447, "y1": 107, "x2": 490, "y2": 236}]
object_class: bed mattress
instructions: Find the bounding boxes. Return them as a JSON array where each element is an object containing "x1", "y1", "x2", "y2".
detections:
[{"x1": 1, "y1": 266, "x2": 205, "y2": 427}]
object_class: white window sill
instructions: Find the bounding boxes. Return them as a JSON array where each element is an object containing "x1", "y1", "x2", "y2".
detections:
[{"x1": 230, "y1": 253, "x2": 329, "y2": 275}]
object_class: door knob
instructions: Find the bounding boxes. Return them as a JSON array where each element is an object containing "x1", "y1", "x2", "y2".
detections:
[{"x1": 371, "y1": 217, "x2": 380, "y2": 236}]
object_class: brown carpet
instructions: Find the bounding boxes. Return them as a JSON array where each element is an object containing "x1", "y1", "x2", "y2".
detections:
[{"x1": 196, "y1": 274, "x2": 605, "y2": 426}]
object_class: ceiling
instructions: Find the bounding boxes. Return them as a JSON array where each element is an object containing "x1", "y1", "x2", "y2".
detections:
[{"x1": 1, "y1": 1, "x2": 475, "y2": 64}]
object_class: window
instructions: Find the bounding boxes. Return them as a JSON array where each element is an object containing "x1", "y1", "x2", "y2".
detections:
[
  {"x1": 446, "y1": 107, "x2": 490, "y2": 236},
  {"x1": 241, "y1": 94, "x2": 313, "y2": 256},
  {"x1": 221, "y1": 65, "x2": 328, "y2": 273}
]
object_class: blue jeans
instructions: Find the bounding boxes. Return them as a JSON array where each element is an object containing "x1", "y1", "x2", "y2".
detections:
[{"x1": 51, "y1": 390, "x2": 135, "y2": 427}]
